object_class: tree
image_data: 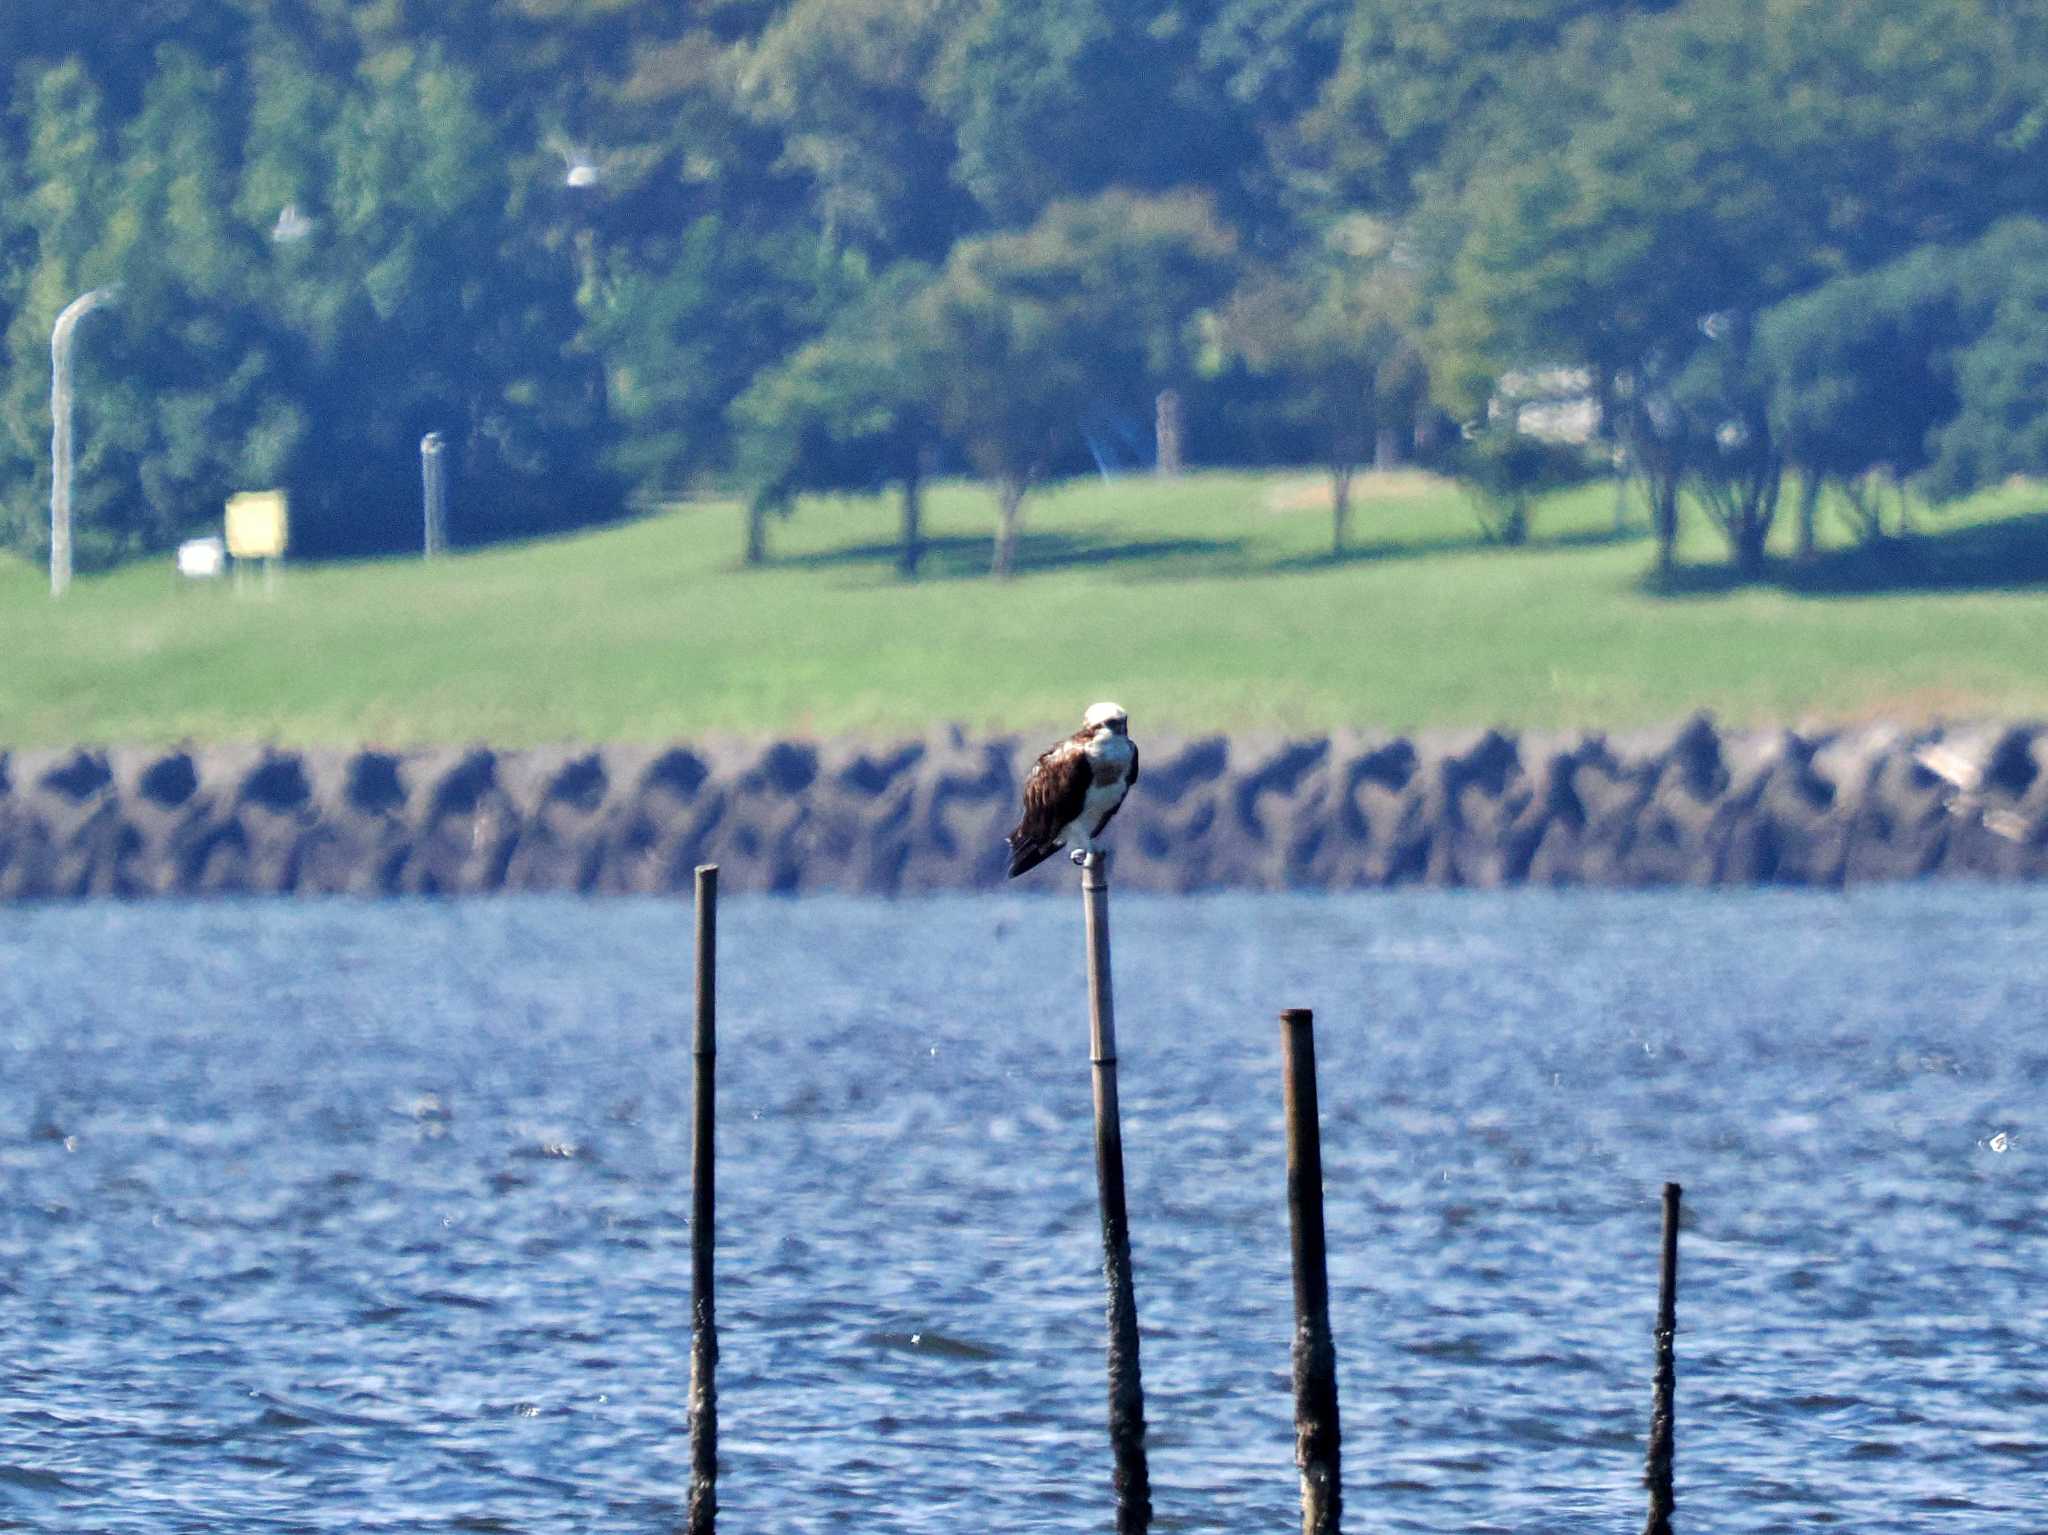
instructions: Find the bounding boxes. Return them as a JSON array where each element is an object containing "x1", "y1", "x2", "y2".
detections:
[
  {"x1": 1213, "y1": 220, "x2": 1423, "y2": 554},
  {"x1": 1752, "y1": 252, "x2": 1959, "y2": 555},
  {"x1": 931, "y1": 0, "x2": 1256, "y2": 225},
  {"x1": 0, "y1": 61, "x2": 123, "y2": 563},
  {"x1": 1452, "y1": 424, "x2": 1589, "y2": 546},
  {"x1": 1920, "y1": 220, "x2": 2048, "y2": 501},
  {"x1": 0, "y1": 14, "x2": 641, "y2": 564},
  {"x1": 729, "y1": 262, "x2": 939, "y2": 572},
  {"x1": 1670, "y1": 312, "x2": 1781, "y2": 579},
  {"x1": 560, "y1": 12, "x2": 834, "y2": 514},
  {"x1": 318, "y1": 41, "x2": 641, "y2": 552},
  {"x1": 910, "y1": 189, "x2": 1238, "y2": 577},
  {"x1": 16, "y1": 0, "x2": 2048, "y2": 587},
  {"x1": 1300, "y1": 0, "x2": 1655, "y2": 211},
  {"x1": 89, "y1": 48, "x2": 285, "y2": 563},
  {"x1": 1429, "y1": 0, "x2": 2048, "y2": 578},
  {"x1": 736, "y1": 0, "x2": 979, "y2": 263},
  {"x1": 585, "y1": 215, "x2": 828, "y2": 508},
  {"x1": 1196, "y1": 0, "x2": 1351, "y2": 229}
]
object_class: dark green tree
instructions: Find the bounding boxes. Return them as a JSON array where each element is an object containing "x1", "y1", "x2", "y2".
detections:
[
  {"x1": 730, "y1": 262, "x2": 940, "y2": 572},
  {"x1": 1302, "y1": 0, "x2": 1657, "y2": 211},
  {"x1": 1669, "y1": 312, "x2": 1781, "y2": 579},
  {"x1": 911, "y1": 188, "x2": 1239, "y2": 577},
  {"x1": 1921, "y1": 220, "x2": 2048, "y2": 501},
  {"x1": 932, "y1": 0, "x2": 1257, "y2": 224},
  {"x1": 0, "y1": 60, "x2": 128, "y2": 563},
  {"x1": 1213, "y1": 219, "x2": 1424, "y2": 554},
  {"x1": 1753, "y1": 252, "x2": 1958, "y2": 554},
  {"x1": 737, "y1": 0, "x2": 979, "y2": 262},
  {"x1": 1431, "y1": 0, "x2": 2048, "y2": 577}
]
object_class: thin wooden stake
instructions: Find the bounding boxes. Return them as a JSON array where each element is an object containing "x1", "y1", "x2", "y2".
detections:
[
  {"x1": 1081, "y1": 852, "x2": 1151, "y2": 1533},
  {"x1": 688, "y1": 865, "x2": 719, "y2": 1535},
  {"x1": 1280, "y1": 1009, "x2": 1341, "y2": 1535},
  {"x1": 1642, "y1": 1181, "x2": 1681, "y2": 1535}
]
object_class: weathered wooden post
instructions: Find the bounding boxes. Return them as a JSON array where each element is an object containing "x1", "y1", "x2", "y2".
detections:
[
  {"x1": 1642, "y1": 1181, "x2": 1681, "y2": 1535},
  {"x1": 420, "y1": 431, "x2": 448, "y2": 559},
  {"x1": 1080, "y1": 851, "x2": 1151, "y2": 1533},
  {"x1": 1280, "y1": 1008, "x2": 1341, "y2": 1534},
  {"x1": 688, "y1": 864, "x2": 719, "y2": 1534}
]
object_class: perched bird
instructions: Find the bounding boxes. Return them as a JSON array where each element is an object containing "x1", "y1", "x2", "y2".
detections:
[
  {"x1": 1913, "y1": 740, "x2": 2028, "y2": 842},
  {"x1": 1006, "y1": 702, "x2": 1139, "y2": 878}
]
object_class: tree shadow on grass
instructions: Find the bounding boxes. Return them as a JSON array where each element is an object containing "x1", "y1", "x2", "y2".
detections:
[
  {"x1": 1641, "y1": 509, "x2": 2048, "y2": 599},
  {"x1": 1262, "y1": 523, "x2": 1640, "y2": 574},
  {"x1": 772, "y1": 531, "x2": 1253, "y2": 583},
  {"x1": 769, "y1": 521, "x2": 1646, "y2": 583}
]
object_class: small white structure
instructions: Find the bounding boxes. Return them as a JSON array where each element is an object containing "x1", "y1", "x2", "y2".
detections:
[
  {"x1": 271, "y1": 203, "x2": 315, "y2": 244},
  {"x1": 176, "y1": 536, "x2": 226, "y2": 580},
  {"x1": 1490, "y1": 365, "x2": 1602, "y2": 445}
]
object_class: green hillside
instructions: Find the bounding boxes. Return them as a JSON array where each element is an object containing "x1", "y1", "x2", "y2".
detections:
[{"x1": 5, "y1": 471, "x2": 2047, "y2": 745}]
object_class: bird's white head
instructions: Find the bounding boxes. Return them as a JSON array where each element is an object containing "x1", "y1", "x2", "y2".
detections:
[{"x1": 1083, "y1": 700, "x2": 1130, "y2": 737}]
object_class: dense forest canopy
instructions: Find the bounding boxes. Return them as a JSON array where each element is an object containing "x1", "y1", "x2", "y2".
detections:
[{"x1": 2, "y1": 0, "x2": 2044, "y2": 573}]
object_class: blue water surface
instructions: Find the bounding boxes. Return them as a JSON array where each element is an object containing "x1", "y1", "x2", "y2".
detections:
[{"x1": 1, "y1": 887, "x2": 2042, "y2": 1533}]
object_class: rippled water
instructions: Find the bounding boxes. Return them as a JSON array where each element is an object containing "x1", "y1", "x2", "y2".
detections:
[{"x1": 1, "y1": 888, "x2": 2042, "y2": 1533}]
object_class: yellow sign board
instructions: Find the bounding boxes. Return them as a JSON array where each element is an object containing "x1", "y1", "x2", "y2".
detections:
[{"x1": 225, "y1": 491, "x2": 289, "y2": 559}]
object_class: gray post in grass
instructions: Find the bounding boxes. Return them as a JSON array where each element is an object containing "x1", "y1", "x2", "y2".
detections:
[
  {"x1": 49, "y1": 287, "x2": 118, "y2": 598},
  {"x1": 420, "y1": 431, "x2": 448, "y2": 558},
  {"x1": 688, "y1": 864, "x2": 719, "y2": 1534},
  {"x1": 1280, "y1": 1009, "x2": 1341, "y2": 1534},
  {"x1": 1080, "y1": 852, "x2": 1151, "y2": 1533},
  {"x1": 1154, "y1": 389, "x2": 1183, "y2": 478},
  {"x1": 1642, "y1": 1182, "x2": 1681, "y2": 1535}
]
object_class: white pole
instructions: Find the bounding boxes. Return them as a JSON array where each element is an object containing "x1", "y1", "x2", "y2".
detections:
[
  {"x1": 420, "y1": 431, "x2": 448, "y2": 558},
  {"x1": 50, "y1": 287, "x2": 117, "y2": 598}
]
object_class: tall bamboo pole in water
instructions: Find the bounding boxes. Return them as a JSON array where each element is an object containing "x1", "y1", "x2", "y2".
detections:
[
  {"x1": 1280, "y1": 1009, "x2": 1341, "y2": 1534},
  {"x1": 688, "y1": 865, "x2": 719, "y2": 1534},
  {"x1": 1081, "y1": 852, "x2": 1151, "y2": 1532},
  {"x1": 1642, "y1": 1182, "x2": 1681, "y2": 1535}
]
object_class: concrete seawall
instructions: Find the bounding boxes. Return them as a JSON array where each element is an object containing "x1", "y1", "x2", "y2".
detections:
[{"x1": 3, "y1": 717, "x2": 2045, "y2": 898}]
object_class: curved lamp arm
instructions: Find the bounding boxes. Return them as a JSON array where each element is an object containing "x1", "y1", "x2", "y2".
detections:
[{"x1": 49, "y1": 286, "x2": 119, "y2": 598}]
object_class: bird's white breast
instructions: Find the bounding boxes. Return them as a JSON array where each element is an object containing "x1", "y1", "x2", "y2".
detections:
[
  {"x1": 1084, "y1": 731, "x2": 1136, "y2": 781},
  {"x1": 1056, "y1": 732, "x2": 1134, "y2": 846}
]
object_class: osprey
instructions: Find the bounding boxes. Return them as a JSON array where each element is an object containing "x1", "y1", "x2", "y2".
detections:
[{"x1": 1006, "y1": 702, "x2": 1139, "y2": 878}]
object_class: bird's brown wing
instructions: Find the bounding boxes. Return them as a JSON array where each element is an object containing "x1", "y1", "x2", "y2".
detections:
[{"x1": 1006, "y1": 736, "x2": 1092, "y2": 878}]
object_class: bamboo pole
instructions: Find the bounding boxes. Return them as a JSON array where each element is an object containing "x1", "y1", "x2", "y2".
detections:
[
  {"x1": 1642, "y1": 1182, "x2": 1681, "y2": 1535},
  {"x1": 1280, "y1": 1009, "x2": 1341, "y2": 1534},
  {"x1": 1081, "y1": 852, "x2": 1151, "y2": 1533},
  {"x1": 688, "y1": 865, "x2": 719, "y2": 1534}
]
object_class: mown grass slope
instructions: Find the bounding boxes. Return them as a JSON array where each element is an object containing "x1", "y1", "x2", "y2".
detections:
[{"x1": 5, "y1": 470, "x2": 2047, "y2": 744}]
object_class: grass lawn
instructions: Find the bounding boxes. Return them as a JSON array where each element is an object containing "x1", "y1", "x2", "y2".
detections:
[{"x1": 4, "y1": 469, "x2": 2048, "y2": 744}]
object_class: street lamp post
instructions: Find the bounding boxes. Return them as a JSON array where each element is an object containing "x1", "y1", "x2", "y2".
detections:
[{"x1": 50, "y1": 286, "x2": 118, "y2": 598}]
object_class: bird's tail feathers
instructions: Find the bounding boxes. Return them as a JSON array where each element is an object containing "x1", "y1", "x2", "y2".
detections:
[{"x1": 1005, "y1": 837, "x2": 1062, "y2": 879}]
